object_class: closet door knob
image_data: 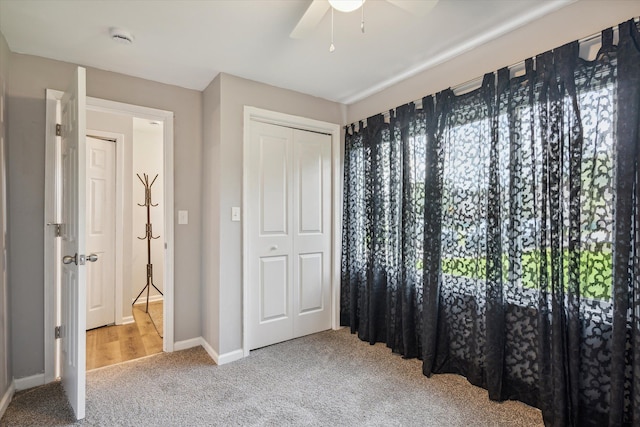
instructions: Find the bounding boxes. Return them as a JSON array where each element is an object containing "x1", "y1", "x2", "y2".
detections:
[{"x1": 270, "y1": 245, "x2": 278, "y2": 251}]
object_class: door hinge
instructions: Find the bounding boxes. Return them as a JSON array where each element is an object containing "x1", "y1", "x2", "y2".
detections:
[
  {"x1": 55, "y1": 326, "x2": 61, "y2": 339},
  {"x1": 47, "y1": 222, "x2": 62, "y2": 237},
  {"x1": 56, "y1": 123, "x2": 62, "y2": 137}
]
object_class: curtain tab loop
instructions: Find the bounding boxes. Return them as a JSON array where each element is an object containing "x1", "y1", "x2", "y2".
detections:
[
  {"x1": 601, "y1": 28, "x2": 613, "y2": 48},
  {"x1": 481, "y1": 73, "x2": 495, "y2": 105},
  {"x1": 497, "y1": 68, "x2": 509, "y2": 94},
  {"x1": 525, "y1": 58, "x2": 534, "y2": 76}
]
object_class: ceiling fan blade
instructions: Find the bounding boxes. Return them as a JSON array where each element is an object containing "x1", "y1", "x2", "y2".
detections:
[
  {"x1": 290, "y1": 0, "x2": 331, "y2": 39},
  {"x1": 386, "y1": 0, "x2": 439, "y2": 16}
]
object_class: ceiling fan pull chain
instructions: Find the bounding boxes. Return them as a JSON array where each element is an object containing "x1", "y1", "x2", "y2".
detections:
[
  {"x1": 361, "y1": 0, "x2": 365, "y2": 33},
  {"x1": 329, "y1": 7, "x2": 336, "y2": 52}
]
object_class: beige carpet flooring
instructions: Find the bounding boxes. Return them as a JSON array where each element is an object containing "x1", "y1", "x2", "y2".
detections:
[{"x1": 1, "y1": 328, "x2": 543, "y2": 426}]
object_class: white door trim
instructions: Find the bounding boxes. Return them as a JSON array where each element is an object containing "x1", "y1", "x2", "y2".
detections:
[
  {"x1": 44, "y1": 92, "x2": 175, "y2": 383},
  {"x1": 242, "y1": 106, "x2": 343, "y2": 358},
  {"x1": 84, "y1": 97, "x2": 175, "y2": 354},
  {"x1": 45, "y1": 89, "x2": 61, "y2": 383}
]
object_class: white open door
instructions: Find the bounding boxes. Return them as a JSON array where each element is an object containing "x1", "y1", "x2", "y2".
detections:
[{"x1": 60, "y1": 66, "x2": 88, "y2": 420}]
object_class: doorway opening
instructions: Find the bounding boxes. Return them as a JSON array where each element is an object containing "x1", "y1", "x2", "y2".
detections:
[
  {"x1": 84, "y1": 117, "x2": 166, "y2": 370},
  {"x1": 44, "y1": 90, "x2": 175, "y2": 381}
]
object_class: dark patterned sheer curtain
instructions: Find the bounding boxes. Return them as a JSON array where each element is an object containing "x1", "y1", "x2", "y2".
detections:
[
  {"x1": 340, "y1": 20, "x2": 639, "y2": 426},
  {"x1": 341, "y1": 108, "x2": 427, "y2": 357}
]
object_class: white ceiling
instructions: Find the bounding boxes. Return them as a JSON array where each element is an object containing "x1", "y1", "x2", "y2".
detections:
[{"x1": 0, "y1": 0, "x2": 576, "y2": 104}]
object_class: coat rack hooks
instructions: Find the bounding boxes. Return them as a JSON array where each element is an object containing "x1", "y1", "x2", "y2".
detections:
[
  {"x1": 137, "y1": 174, "x2": 160, "y2": 240},
  {"x1": 137, "y1": 173, "x2": 159, "y2": 207}
]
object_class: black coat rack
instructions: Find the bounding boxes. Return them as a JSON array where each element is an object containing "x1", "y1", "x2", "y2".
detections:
[{"x1": 133, "y1": 173, "x2": 163, "y2": 315}]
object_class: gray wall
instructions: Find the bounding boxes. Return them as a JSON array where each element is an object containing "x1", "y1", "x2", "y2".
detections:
[
  {"x1": 202, "y1": 72, "x2": 345, "y2": 355},
  {"x1": 0, "y1": 29, "x2": 12, "y2": 404},
  {"x1": 201, "y1": 75, "x2": 221, "y2": 353},
  {"x1": 7, "y1": 52, "x2": 203, "y2": 378}
]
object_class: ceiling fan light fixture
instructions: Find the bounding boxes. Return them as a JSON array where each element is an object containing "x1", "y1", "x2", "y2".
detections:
[{"x1": 328, "y1": 0, "x2": 365, "y2": 13}]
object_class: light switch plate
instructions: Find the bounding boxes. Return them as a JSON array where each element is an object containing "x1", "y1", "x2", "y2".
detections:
[
  {"x1": 178, "y1": 210, "x2": 188, "y2": 225},
  {"x1": 231, "y1": 207, "x2": 241, "y2": 222}
]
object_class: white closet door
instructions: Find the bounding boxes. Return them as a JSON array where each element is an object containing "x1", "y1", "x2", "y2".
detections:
[
  {"x1": 291, "y1": 129, "x2": 331, "y2": 338},
  {"x1": 85, "y1": 136, "x2": 115, "y2": 330},
  {"x1": 248, "y1": 122, "x2": 295, "y2": 349},
  {"x1": 248, "y1": 121, "x2": 331, "y2": 350}
]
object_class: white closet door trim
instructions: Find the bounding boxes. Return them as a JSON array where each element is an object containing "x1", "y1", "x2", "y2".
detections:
[{"x1": 242, "y1": 106, "x2": 342, "y2": 358}]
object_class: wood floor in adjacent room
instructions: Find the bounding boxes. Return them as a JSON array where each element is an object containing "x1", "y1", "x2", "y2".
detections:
[{"x1": 86, "y1": 301, "x2": 163, "y2": 370}]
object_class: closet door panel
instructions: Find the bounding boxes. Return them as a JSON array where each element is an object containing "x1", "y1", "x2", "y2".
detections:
[
  {"x1": 292, "y1": 129, "x2": 332, "y2": 338},
  {"x1": 260, "y1": 138, "x2": 289, "y2": 235},
  {"x1": 259, "y1": 255, "x2": 289, "y2": 321},
  {"x1": 248, "y1": 122, "x2": 294, "y2": 350},
  {"x1": 298, "y1": 252, "x2": 324, "y2": 314}
]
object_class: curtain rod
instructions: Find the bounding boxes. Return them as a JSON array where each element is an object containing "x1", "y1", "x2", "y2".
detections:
[
  {"x1": 448, "y1": 29, "x2": 608, "y2": 96},
  {"x1": 366, "y1": 19, "x2": 638, "y2": 125}
]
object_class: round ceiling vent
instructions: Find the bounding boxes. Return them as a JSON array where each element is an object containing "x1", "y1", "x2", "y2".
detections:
[{"x1": 109, "y1": 27, "x2": 134, "y2": 44}]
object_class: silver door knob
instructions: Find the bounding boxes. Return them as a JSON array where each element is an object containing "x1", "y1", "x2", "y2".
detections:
[
  {"x1": 87, "y1": 254, "x2": 98, "y2": 262},
  {"x1": 62, "y1": 254, "x2": 77, "y2": 265},
  {"x1": 270, "y1": 245, "x2": 278, "y2": 250}
]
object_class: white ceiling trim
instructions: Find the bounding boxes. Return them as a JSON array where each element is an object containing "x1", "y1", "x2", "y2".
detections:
[{"x1": 340, "y1": 0, "x2": 577, "y2": 104}]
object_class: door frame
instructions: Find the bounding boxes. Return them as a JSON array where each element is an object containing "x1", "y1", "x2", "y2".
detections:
[
  {"x1": 241, "y1": 106, "x2": 343, "y2": 357},
  {"x1": 45, "y1": 91, "x2": 175, "y2": 383}
]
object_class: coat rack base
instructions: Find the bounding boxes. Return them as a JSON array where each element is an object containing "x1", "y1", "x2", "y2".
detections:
[{"x1": 132, "y1": 264, "x2": 164, "y2": 338}]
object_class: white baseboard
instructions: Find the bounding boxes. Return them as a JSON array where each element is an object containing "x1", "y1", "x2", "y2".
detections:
[
  {"x1": 0, "y1": 380, "x2": 15, "y2": 420},
  {"x1": 198, "y1": 338, "x2": 219, "y2": 362},
  {"x1": 14, "y1": 373, "x2": 45, "y2": 391},
  {"x1": 132, "y1": 294, "x2": 163, "y2": 306},
  {"x1": 217, "y1": 349, "x2": 244, "y2": 365},
  {"x1": 173, "y1": 337, "x2": 245, "y2": 366},
  {"x1": 121, "y1": 315, "x2": 135, "y2": 325},
  {"x1": 173, "y1": 337, "x2": 203, "y2": 351}
]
